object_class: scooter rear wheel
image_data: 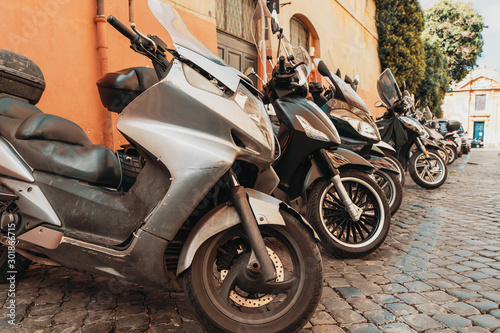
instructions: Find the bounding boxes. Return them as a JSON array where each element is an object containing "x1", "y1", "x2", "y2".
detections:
[
  {"x1": 183, "y1": 210, "x2": 323, "y2": 333},
  {"x1": 307, "y1": 170, "x2": 391, "y2": 258},
  {"x1": 373, "y1": 169, "x2": 403, "y2": 216}
]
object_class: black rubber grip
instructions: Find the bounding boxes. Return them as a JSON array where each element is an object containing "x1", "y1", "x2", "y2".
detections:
[
  {"x1": 107, "y1": 15, "x2": 139, "y2": 43},
  {"x1": 278, "y1": 56, "x2": 285, "y2": 73}
]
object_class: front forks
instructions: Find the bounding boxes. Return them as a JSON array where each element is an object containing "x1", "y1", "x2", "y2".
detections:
[
  {"x1": 227, "y1": 170, "x2": 277, "y2": 282},
  {"x1": 330, "y1": 169, "x2": 363, "y2": 222},
  {"x1": 416, "y1": 137, "x2": 430, "y2": 158}
]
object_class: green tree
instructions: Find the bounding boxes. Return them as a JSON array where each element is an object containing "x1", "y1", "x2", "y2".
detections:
[
  {"x1": 415, "y1": 35, "x2": 449, "y2": 118},
  {"x1": 424, "y1": 0, "x2": 485, "y2": 82},
  {"x1": 375, "y1": 0, "x2": 426, "y2": 93}
]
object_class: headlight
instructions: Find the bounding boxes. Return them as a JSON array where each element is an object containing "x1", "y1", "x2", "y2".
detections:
[
  {"x1": 296, "y1": 115, "x2": 330, "y2": 142},
  {"x1": 233, "y1": 85, "x2": 274, "y2": 151},
  {"x1": 330, "y1": 109, "x2": 380, "y2": 141}
]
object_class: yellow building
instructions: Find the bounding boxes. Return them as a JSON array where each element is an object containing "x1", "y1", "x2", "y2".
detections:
[
  {"x1": 0, "y1": 0, "x2": 381, "y2": 148},
  {"x1": 443, "y1": 67, "x2": 500, "y2": 146}
]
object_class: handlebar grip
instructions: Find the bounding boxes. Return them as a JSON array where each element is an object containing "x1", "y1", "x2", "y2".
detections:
[
  {"x1": 278, "y1": 56, "x2": 285, "y2": 74},
  {"x1": 107, "y1": 16, "x2": 139, "y2": 43}
]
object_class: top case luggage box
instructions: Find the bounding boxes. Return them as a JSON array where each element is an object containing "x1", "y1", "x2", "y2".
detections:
[{"x1": 0, "y1": 49, "x2": 46, "y2": 105}]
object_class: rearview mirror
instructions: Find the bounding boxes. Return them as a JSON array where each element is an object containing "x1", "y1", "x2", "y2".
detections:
[
  {"x1": 243, "y1": 67, "x2": 255, "y2": 77},
  {"x1": 375, "y1": 101, "x2": 386, "y2": 108},
  {"x1": 271, "y1": 9, "x2": 280, "y2": 34},
  {"x1": 344, "y1": 74, "x2": 353, "y2": 85}
]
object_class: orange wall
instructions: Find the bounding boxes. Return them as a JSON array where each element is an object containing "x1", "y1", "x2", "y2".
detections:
[{"x1": 0, "y1": 0, "x2": 218, "y2": 149}]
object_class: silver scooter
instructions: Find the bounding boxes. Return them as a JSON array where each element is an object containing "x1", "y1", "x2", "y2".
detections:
[{"x1": 0, "y1": 1, "x2": 322, "y2": 331}]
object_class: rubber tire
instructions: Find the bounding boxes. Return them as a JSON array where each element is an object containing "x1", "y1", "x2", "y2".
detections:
[
  {"x1": 306, "y1": 170, "x2": 391, "y2": 258},
  {"x1": 443, "y1": 145, "x2": 457, "y2": 165},
  {"x1": 408, "y1": 151, "x2": 447, "y2": 189},
  {"x1": 373, "y1": 169, "x2": 403, "y2": 216},
  {"x1": 383, "y1": 155, "x2": 406, "y2": 185},
  {"x1": 0, "y1": 245, "x2": 31, "y2": 283},
  {"x1": 183, "y1": 210, "x2": 323, "y2": 333},
  {"x1": 435, "y1": 147, "x2": 449, "y2": 165}
]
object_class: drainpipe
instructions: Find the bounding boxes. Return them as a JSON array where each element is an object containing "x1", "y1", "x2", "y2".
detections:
[{"x1": 95, "y1": 0, "x2": 114, "y2": 148}]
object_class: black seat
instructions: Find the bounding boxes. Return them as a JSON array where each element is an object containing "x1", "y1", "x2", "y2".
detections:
[{"x1": 0, "y1": 97, "x2": 121, "y2": 188}]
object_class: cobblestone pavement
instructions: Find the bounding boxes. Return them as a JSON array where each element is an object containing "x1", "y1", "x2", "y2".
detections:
[{"x1": 2, "y1": 148, "x2": 500, "y2": 333}]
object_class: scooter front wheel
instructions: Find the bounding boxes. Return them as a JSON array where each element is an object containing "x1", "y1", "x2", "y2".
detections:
[
  {"x1": 307, "y1": 170, "x2": 391, "y2": 258},
  {"x1": 183, "y1": 210, "x2": 322, "y2": 333},
  {"x1": 408, "y1": 151, "x2": 447, "y2": 189}
]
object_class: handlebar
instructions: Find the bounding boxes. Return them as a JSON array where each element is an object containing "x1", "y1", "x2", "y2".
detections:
[{"x1": 107, "y1": 16, "x2": 140, "y2": 44}]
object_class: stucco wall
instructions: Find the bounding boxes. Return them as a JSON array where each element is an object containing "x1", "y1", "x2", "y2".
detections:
[
  {"x1": 0, "y1": 0, "x2": 381, "y2": 149},
  {"x1": 0, "y1": 0, "x2": 218, "y2": 149}
]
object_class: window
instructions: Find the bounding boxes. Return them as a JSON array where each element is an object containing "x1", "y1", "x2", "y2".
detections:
[
  {"x1": 216, "y1": 0, "x2": 255, "y2": 42},
  {"x1": 290, "y1": 17, "x2": 309, "y2": 53},
  {"x1": 475, "y1": 94, "x2": 486, "y2": 111}
]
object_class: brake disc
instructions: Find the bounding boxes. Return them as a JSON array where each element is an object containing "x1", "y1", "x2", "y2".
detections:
[{"x1": 220, "y1": 247, "x2": 284, "y2": 307}]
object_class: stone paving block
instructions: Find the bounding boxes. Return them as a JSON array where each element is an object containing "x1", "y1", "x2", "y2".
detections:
[
  {"x1": 402, "y1": 314, "x2": 443, "y2": 332},
  {"x1": 453, "y1": 250, "x2": 474, "y2": 257},
  {"x1": 422, "y1": 290, "x2": 458, "y2": 303},
  {"x1": 364, "y1": 309, "x2": 395, "y2": 325},
  {"x1": 325, "y1": 277, "x2": 351, "y2": 288},
  {"x1": 348, "y1": 323, "x2": 383, "y2": 333},
  {"x1": 385, "y1": 302, "x2": 418, "y2": 316},
  {"x1": 381, "y1": 283, "x2": 408, "y2": 294},
  {"x1": 446, "y1": 274, "x2": 474, "y2": 284},
  {"x1": 329, "y1": 309, "x2": 366, "y2": 325},
  {"x1": 466, "y1": 298, "x2": 499, "y2": 312},
  {"x1": 371, "y1": 293, "x2": 399, "y2": 304},
  {"x1": 415, "y1": 303, "x2": 447, "y2": 316},
  {"x1": 381, "y1": 322, "x2": 417, "y2": 333},
  {"x1": 404, "y1": 281, "x2": 433, "y2": 293},
  {"x1": 447, "y1": 289, "x2": 482, "y2": 300},
  {"x1": 447, "y1": 264, "x2": 473, "y2": 273},
  {"x1": 479, "y1": 291, "x2": 500, "y2": 303},
  {"x1": 310, "y1": 325, "x2": 345, "y2": 333},
  {"x1": 469, "y1": 315, "x2": 500, "y2": 330},
  {"x1": 433, "y1": 314, "x2": 472, "y2": 329},
  {"x1": 479, "y1": 268, "x2": 500, "y2": 276},
  {"x1": 487, "y1": 262, "x2": 500, "y2": 270},
  {"x1": 463, "y1": 261, "x2": 489, "y2": 269},
  {"x1": 385, "y1": 273, "x2": 414, "y2": 283},
  {"x1": 470, "y1": 257, "x2": 495, "y2": 263},
  {"x1": 492, "y1": 310, "x2": 500, "y2": 319},
  {"x1": 482, "y1": 278, "x2": 500, "y2": 289},
  {"x1": 309, "y1": 311, "x2": 336, "y2": 325},
  {"x1": 397, "y1": 293, "x2": 429, "y2": 305},
  {"x1": 321, "y1": 287, "x2": 339, "y2": 299},
  {"x1": 346, "y1": 297, "x2": 381, "y2": 311},
  {"x1": 457, "y1": 327, "x2": 491, "y2": 333},
  {"x1": 444, "y1": 302, "x2": 481, "y2": 316},
  {"x1": 322, "y1": 298, "x2": 351, "y2": 311},
  {"x1": 334, "y1": 286, "x2": 364, "y2": 298},
  {"x1": 462, "y1": 282, "x2": 493, "y2": 292},
  {"x1": 465, "y1": 271, "x2": 491, "y2": 280},
  {"x1": 427, "y1": 278, "x2": 460, "y2": 289}
]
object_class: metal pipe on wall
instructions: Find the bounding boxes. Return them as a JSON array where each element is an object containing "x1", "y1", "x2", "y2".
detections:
[{"x1": 95, "y1": 0, "x2": 114, "y2": 148}]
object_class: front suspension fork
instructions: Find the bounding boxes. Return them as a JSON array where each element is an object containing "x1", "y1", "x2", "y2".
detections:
[
  {"x1": 416, "y1": 137, "x2": 430, "y2": 158},
  {"x1": 227, "y1": 169, "x2": 277, "y2": 282},
  {"x1": 330, "y1": 168, "x2": 363, "y2": 222}
]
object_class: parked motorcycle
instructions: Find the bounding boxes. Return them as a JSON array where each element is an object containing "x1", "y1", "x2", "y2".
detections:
[
  {"x1": 0, "y1": 1, "x2": 323, "y2": 331},
  {"x1": 375, "y1": 69, "x2": 448, "y2": 189},
  {"x1": 250, "y1": 2, "x2": 390, "y2": 258},
  {"x1": 308, "y1": 62, "x2": 403, "y2": 216}
]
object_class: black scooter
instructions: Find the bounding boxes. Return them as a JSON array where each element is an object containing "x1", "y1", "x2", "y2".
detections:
[
  {"x1": 375, "y1": 69, "x2": 448, "y2": 189},
  {"x1": 309, "y1": 61, "x2": 403, "y2": 216},
  {"x1": 250, "y1": 5, "x2": 390, "y2": 258}
]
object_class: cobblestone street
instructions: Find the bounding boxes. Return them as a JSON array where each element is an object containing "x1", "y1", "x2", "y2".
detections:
[{"x1": 2, "y1": 148, "x2": 500, "y2": 333}]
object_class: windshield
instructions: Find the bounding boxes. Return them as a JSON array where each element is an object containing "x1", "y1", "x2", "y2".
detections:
[
  {"x1": 148, "y1": 0, "x2": 243, "y2": 91},
  {"x1": 251, "y1": 0, "x2": 311, "y2": 84},
  {"x1": 376, "y1": 68, "x2": 401, "y2": 108}
]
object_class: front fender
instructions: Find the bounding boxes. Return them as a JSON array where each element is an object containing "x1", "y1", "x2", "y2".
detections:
[
  {"x1": 176, "y1": 188, "x2": 317, "y2": 276},
  {"x1": 422, "y1": 137, "x2": 439, "y2": 149},
  {"x1": 366, "y1": 156, "x2": 400, "y2": 174},
  {"x1": 327, "y1": 148, "x2": 374, "y2": 172}
]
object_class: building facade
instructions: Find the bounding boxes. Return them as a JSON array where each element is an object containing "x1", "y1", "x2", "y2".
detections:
[
  {"x1": 0, "y1": 0, "x2": 381, "y2": 149},
  {"x1": 442, "y1": 67, "x2": 500, "y2": 146}
]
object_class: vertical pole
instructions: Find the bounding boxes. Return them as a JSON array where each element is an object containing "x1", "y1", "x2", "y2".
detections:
[{"x1": 95, "y1": 0, "x2": 114, "y2": 148}]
